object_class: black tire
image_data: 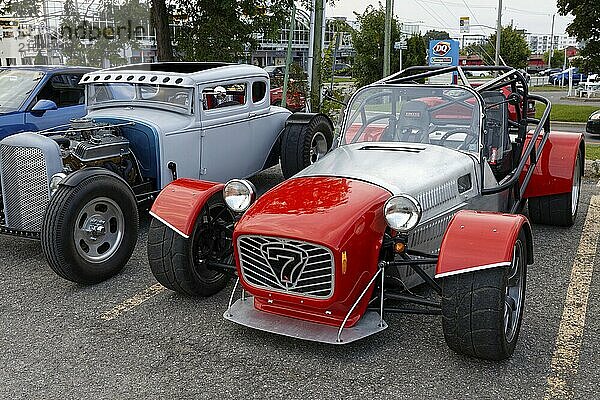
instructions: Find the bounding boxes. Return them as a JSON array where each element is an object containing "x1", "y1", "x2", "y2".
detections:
[
  {"x1": 528, "y1": 150, "x2": 582, "y2": 227},
  {"x1": 147, "y1": 194, "x2": 234, "y2": 296},
  {"x1": 41, "y1": 174, "x2": 138, "y2": 284},
  {"x1": 441, "y1": 230, "x2": 528, "y2": 360},
  {"x1": 280, "y1": 114, "x2": 333, "y2": 179}
]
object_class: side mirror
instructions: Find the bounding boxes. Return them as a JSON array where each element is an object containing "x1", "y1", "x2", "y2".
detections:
[{"x1": 31, "y1": 99, "x2": 58, "y2": 116}]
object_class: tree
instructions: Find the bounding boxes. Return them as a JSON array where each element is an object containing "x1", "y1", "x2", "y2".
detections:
[
  {"x1": 351, "y1": 4, "x2": 402, "y2": 87},
  {"x1": 172, "y1": 0, "x2": 291, "y2": 62},
  {"x1": 404, "y1": 34, "x2": 427, "y2": 69},
  {"x1": 482, "y1": 26, "x2": 530, "y2": 69},
  {"x1": 0, "y1": 0, "x2": 41, "y2": 16},
  {"x1": 558, "y1": 0, "x2": 600, "y2": 72},
  {"x1": 423, "y1": 29, "x2": 450, "y2": 45},
  {"x1": 543, "y1": 50, "x2": 565, "y2": 68},
  {"x1": 150, "y1": 0, "x2": 173, "y2": 61}
]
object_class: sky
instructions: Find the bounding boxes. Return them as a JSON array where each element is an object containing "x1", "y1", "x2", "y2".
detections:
[{"x1": 327, "y1": 0, "x2": 574, "y2": 37}]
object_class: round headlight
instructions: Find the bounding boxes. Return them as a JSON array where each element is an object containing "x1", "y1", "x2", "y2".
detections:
[
  {"x1": 383, "y1": 195, "x2": 422, "y2": 232},
  {"x1": 49, "y1": 172, "x2": 67, "y2": 195},
  {"x1": 223, "y1": 179, "x2": 256, "y2": 212}
]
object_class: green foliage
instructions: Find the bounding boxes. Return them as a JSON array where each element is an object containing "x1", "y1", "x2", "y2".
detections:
[
  {"x1": 404, "y1": 34, "x2": 427, "y2": 69},
  {"x1": 60, "y1": 0, "x2": 149, "y2": 67},
  {"x1": 481, "y1": 26, "x2": 531, "y2": 69},
  {"x1": 350, "y1": 4, "x2": 401, "y2": 87},
  {"x1": 558, "y1": 0, "x2": 600, "y2": 72},
  {"x1": 423, "y1": 30, "x2": 450, "y2": 44},
  {"x1": 173, "y1": 0, "x2": 291, "y2": 62},
  {"x1": 535, "y1": 103, "x2": 599, "y2": 123},
  {"x1": 543, "y1": 50, "x2": 566, "y2": 68},
  {"x1": 0, "y1": 0, "x2": 41, "y2": 16}
]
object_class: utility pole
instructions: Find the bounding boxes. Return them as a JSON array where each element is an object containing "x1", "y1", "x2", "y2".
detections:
[
  {"x1": 383, "y1": 0, "x2": 394, "y2": 77},
  {"x1": 282, "y1": 5, "x2": 296, "y2": 107},
  {"x1": 549, "y1": 13, "x2": 556, "y2": 64},
  {"x1": 310, "y1": 0, "x2": 325, "y2": 111},
  {"x1": 494, "y1": 0, "x2": 503, "y2": 66}
]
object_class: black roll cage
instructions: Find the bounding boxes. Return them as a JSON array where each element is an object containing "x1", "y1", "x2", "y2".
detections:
[{"x1": 380, "y1": 65, "x2": 551, "y2": 214}]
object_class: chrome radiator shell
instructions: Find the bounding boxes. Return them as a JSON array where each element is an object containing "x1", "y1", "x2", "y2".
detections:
[
  {"x1": 237, "y1": 235, "x2": 335, "y2": 300},
  {"x1": 0, "y1": 133, "x2": 63, "y2": 232}
]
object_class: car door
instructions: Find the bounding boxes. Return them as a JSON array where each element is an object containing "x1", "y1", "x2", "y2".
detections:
[
  {"x1": 199, "y1": 80, "x2": 258, "y2": 182},
  {"x1": 24, "y1": 73, "x2": 87, "y2": 131}
]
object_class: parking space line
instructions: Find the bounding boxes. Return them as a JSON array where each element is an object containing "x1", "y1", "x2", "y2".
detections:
[
  {"x1": 99, "y1": 283, "x2": 165, "y2": 321},
  {"x1": 544, "y1": 195, "x2": 600, "y2": 399}
]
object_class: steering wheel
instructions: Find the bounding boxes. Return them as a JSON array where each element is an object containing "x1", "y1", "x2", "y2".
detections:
[
  {"x1": 350, "y1": 113, "x2": 397, "y2": 143},
  {"x1": 438, "y1": 128, "x2": 478, "y2": 150}
]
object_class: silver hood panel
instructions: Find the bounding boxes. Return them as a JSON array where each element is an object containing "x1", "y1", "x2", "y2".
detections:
[{"x1": 296, "y1": 143, "x2": 477, "y2": 221}]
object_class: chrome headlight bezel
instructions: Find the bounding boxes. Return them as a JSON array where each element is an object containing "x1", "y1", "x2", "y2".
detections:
[
  {"x1": 223, "y1": 179, "x2": 256, "y2": 213},
  {"x1": 383, "y1": 194, "x2": 422, "y2": 232},
  {"x1": 49, "y1": 172, "x2": 67, "y2": 196},
  {"x1": 591, "y1": 112, "x2": 600, "y2": 121}
]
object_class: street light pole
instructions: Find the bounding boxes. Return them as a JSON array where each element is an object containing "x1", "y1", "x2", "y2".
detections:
[
  {"x1": 549, "y1": 13, "x2": 556, "y2": 63},
  {"x1": 383, "y1": 0, "x2": 394, "y2": 77},
  {"x1": 494, "y1": 0, "x2": 503, "y2": 66},
  {"x1": 310, "y1": 0, "x2": 325, "y2": 111}
]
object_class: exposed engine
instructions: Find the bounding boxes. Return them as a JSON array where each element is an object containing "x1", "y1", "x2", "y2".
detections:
[{"x1": 50, "y1": 118, "x2": 141, "y2": 185}]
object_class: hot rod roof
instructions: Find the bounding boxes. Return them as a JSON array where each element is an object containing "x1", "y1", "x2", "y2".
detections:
[{"x1": 80, "y1": 62, "x2": 269, "y2": 87}]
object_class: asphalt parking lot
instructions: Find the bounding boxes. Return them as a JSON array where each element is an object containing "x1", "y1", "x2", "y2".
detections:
[{"x1": 1, "y1": 166, "x2": 599, "y2": 400}]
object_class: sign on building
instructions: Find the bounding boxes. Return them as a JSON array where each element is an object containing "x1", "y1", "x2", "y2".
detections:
[{"x1": 459, "y1": 17, "x2": 470, "y2": 34}]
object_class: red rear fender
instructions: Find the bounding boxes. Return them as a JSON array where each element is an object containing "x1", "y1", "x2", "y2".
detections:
[
  {"x1": 436, "y1": 210, "x2": 533, "y2": 278},
  {"x1": 520, "y1": 131, "x2": 584, "y2": 199},
  {"x1": 149, "y1": 179, "x2": 224, "y2": 238}
]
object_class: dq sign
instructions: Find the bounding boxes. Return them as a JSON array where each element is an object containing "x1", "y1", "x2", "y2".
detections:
[{"x1": 428, "y1": 39, "x2": 460, "y2": 67}]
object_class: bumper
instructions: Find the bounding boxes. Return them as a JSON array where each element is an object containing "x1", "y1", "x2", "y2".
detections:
[
  {"x1": 586, "y1": 120, "x2": 600, "y2": 135},
  {"x1": 224, "y1": 297, "x2": 387, "y2": 344},
  {"x1": 0, "y1": 225, "x2": 40, "y2": 240}
]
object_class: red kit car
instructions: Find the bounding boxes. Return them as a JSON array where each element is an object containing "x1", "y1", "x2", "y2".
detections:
[{"x1": 147, "y1": 66, "x2": 583, "y2": 360}]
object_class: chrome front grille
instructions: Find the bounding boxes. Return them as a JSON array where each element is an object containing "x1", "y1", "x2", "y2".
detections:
[
  {"x1": 0, "y1": 145, "x2": 50, "y2": 231},
  {"x1": 237, "y1": 235, "x2": 335, "y2": 299}
]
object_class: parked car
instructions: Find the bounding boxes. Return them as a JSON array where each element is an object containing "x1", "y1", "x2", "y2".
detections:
[
  {"x1": 333, "y1": 63, "x2": 352, "y2": 76},
  {"x1": 263, "y1": 65, "x2": 286, "y2": 79},
  {"x1": 0, "y1": 62, "x2": 333, "y2": 284},
  {"x1": 539, "y1": 68, "x2": 561, "y2": 76},
  {"x1": 586, "y1": 109, "x2": 600, "y2": 134},
  {"x1": 0, "y1": 65, "x2": 95, "y2": 139},
  {"x1": 147, "y1": 66, "x2": 583, "y2": 360},
  {"x1": 549, "y1": 67, "x2": 587, "y2": 84},
  {"x1": 270, "y1": 83, "x2": 306, "y2": 111}
]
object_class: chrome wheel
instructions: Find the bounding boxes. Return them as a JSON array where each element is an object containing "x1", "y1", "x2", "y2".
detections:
[
  {"x1": 309, "y1": 132, "x2": 328, "y2": 164},
  {"x1": 571, "y1": 155, "x2": 581, "y2": 217},
  {"x1": 74, "y1": 197, "x2": 125, "y2": 263},
  {"x1": 504, "y1": 240, "x2": 525, "y2": 343}
]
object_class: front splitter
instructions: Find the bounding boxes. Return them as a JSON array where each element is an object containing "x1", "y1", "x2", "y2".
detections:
[{"x1": 224, "y1": 297, "x2": 387, "y2": 344}]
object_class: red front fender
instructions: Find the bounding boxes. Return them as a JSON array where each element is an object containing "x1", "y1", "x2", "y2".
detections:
[
  {"x1": 435, "y1": 210, "x2": 533, "y2": 278},
  {"x1": 149, "y1": 178, "x2": 224, "y2": 238},
  {"x1": 520, "y1": 131, "x2": 584, "y2": 199}
]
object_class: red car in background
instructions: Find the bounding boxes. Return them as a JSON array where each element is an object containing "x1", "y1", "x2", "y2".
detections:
[{"x1": 270, "y1": 85, "x2": 306, "y2": 112}]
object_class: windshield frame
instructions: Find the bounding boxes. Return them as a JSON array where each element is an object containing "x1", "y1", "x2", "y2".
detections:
[
  {"x1": 0, "y1": 68, "x2": 45, "y2": 114},
  {"x1": 85, "y1": 82, "x2": 194, "y2": 115},
  {"x1": 339, "y1": 83, "x2": 485, "y2": 160}
]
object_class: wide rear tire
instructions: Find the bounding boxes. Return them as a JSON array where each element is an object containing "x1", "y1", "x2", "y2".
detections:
[
  {"x1": 441, "y1": 230, "x2": 528, "y2": 360},
  {"x1": 147, "y1": 194, "x2": 234, "y2": 296},
  {"x1": 528, "y1": 150, "x2": 582, "y2": 227},
  {"x1": 280, "y1": 114, "x2": 333, "y2": 179},
  {"x1": 41, "y1": 174, "x2": 138, "y2": 284}
]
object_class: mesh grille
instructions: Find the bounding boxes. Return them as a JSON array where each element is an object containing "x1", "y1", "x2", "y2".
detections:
[
  {"x1": 237, "y1": 235, "x2": 334, "y2": 299},
  {"x1": 0, "y1": 145, "x2": 50, "y2": 232}
]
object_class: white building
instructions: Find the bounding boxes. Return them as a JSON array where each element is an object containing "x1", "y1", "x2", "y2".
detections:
[{"x1": 527, "y1": 33, "x2": 580, "y2": 54}]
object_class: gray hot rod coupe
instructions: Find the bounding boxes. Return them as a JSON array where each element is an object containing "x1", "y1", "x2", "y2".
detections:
[
  {"x1": 148, "y1": 66, "x2": 583, "y2": 360},
  {"x1": 0, "y1": 62, "x2": 333, "y2": 284}
]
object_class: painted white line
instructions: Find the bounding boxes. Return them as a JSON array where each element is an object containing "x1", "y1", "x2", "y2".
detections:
[
  {"x1": 99, "y1": 283, "x2": 166, "y2": 321},
  {"x1": 544, "y1": 195, "x2": 600, "y2": 399}
]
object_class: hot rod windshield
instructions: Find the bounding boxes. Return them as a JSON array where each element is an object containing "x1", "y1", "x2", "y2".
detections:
[
  {"x1": 86, "y1": 83, "x2": 193, "y2": 112},
  {"x1": 341, "y1": 85, "x2": 482, "y2": 154}
]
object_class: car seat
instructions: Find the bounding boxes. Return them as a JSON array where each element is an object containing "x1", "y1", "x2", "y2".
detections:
[
  {"x1": 481, "y1": 91, "x2": 513, "y2": 181},
  {"x1": 396, "y1": 100, "x2": 431, "y2": 143}
]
